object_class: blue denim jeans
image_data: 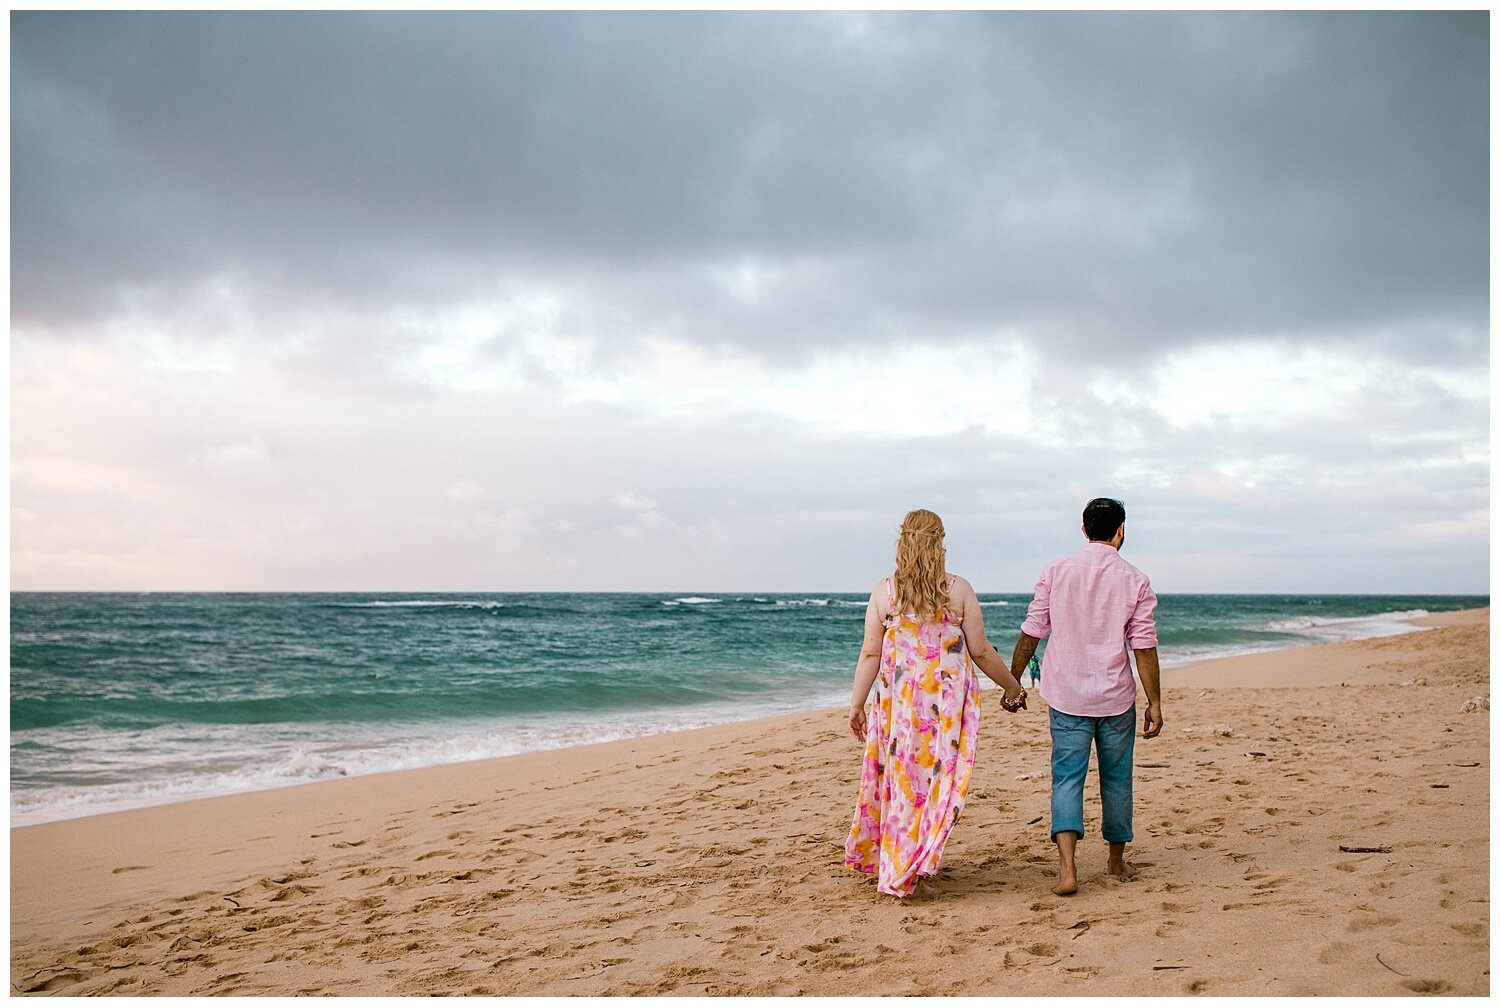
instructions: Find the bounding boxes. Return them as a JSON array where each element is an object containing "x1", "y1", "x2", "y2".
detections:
[{"x1": 1049, "y1": 706, "x2": 1135, "y2": 844}]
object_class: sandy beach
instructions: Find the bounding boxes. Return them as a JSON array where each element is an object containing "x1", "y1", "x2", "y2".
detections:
[{"x1": 10, "y1": 608, "x2": 1489, "y2": 996}]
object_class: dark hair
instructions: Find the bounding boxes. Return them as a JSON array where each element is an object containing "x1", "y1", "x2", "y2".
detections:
[{"x1": 1083, "y1": 498, "x2": 1126, "y2": 541}]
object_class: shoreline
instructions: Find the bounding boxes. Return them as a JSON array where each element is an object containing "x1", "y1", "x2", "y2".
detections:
[
  {"x1": 11, "y1": 606, "x2": 1486, "y2": 829},
  {"x1": 11, "y1": 607, "x2": 1489, "y2": 995}
]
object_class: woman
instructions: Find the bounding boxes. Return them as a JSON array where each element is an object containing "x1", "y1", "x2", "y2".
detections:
[{"x1": 844, "y1": 508, "x2": 1027, "y2": 898}]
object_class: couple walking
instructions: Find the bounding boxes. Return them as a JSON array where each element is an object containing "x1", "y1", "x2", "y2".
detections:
[{"x1": 844, "y1": 499, "x2": 1162, "y2": 899}]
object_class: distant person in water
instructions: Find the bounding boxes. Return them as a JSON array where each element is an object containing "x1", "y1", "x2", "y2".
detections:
[
  {"x1": 1011, "y1": 497, "x2": 1162, "y2": 896},
  {"x1": 844, "y1": 508, "x2": 1028, "y2": 898}
]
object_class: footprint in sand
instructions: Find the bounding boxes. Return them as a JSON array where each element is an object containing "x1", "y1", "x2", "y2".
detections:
[
  {"x1": 1344, "y1": 914, "x2": 1400, "y2": 932},
  {"x1": 24, "y1": 970, "x2": 87, "y2": 993},
  {"x1": 268, "y1": 884, "x2": 318, "y2": 902},
  {"x1": 1402, "y1": 979, "x2": 1451, "y2": 994}
]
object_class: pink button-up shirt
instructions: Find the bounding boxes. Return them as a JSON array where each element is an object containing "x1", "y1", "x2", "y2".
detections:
[{"x1": 1020, "y1": 541, "x2": 1158, "y2": 718}]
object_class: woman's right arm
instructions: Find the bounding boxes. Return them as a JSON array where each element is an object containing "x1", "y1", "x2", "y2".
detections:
[{"x1": 848, "y1": 585, "x2": 886, "y2": 741}]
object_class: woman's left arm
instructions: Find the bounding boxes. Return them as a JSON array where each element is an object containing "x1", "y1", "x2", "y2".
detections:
[
  {"x1": 955, "y1": 577, "x2": 1025, "y2": 706},
  {"x1": 848, "y1": 587, "x2": 885, "y2": 741}
]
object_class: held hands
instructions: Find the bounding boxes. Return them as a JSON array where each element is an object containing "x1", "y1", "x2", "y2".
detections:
[
  {"x1": 1000, "y1": 686, "x2": 1027, "y2": 713},
  {"x1": 1143, "y1": 702, "x2": 1164, "y2": 739}
]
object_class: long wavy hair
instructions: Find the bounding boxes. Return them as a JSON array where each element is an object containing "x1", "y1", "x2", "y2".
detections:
[{"x1": 892, "y1": 509, "x2": 948, "y2": 621}]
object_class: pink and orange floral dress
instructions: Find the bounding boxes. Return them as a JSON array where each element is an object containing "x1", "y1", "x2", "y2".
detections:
[{"x1": 844, "y1": 576, "x2": 981, "y2": 898}]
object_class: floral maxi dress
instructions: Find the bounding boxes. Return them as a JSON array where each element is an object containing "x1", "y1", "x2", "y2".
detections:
[{"x1": 844, "y1": 577, "x2": 981, "y2": 897}]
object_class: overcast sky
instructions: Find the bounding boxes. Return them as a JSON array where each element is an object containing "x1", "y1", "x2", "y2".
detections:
[{"x1": 10, "y1": 11, "x2": 1490, "y2": 593}]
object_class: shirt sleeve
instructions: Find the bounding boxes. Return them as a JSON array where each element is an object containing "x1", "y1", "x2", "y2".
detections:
[
  {"x1": 1126, "y1": 576, "x2": 1159, "y2": 650},
  {"x1": 1019, "y1": 569, "x2": 1052, "y2": 639}
]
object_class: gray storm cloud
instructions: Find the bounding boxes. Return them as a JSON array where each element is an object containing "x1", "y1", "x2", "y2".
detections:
[{"x1": 13, "y1": 11, "x2": 1488, "y2": 360}]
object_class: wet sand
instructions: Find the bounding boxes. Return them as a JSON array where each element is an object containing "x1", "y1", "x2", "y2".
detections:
[{"x1": 10, "y1": 609, "x2": 1489, "y2": 996}]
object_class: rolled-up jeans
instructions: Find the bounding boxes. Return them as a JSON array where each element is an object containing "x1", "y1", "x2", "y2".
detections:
[{"x1": 1048, "y1": 705, "x2": 1135, "y2": 844}]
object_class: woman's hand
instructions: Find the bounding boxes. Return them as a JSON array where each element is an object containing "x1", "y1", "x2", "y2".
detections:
[
  {"x1": 849, "y1": 705, "x2": 868, "y2": 742},
  {"x1": 1001, "y1": 687, "x2": 1027, "y2": 713}
]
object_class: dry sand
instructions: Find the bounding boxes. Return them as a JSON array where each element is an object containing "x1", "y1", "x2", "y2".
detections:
[{"x1": 10, "y1": 609, "x2": 1489, "y2": 996}]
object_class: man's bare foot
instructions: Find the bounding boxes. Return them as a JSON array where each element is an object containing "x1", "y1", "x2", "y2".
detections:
[
  {"x1": 1052, "y1": 872, "x2": 1078, "y2": 896},
  {"x1": 1107, "y1": 860, "x2": 1138, "y2": 881}
]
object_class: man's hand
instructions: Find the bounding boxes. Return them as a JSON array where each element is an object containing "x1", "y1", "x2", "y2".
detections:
[
  {"x1": 1143, "y1": 702, "x2": 1163, "y2": 739},
  {"x1": 850, "y1": 706, "x2": 868, "y2": 742}
]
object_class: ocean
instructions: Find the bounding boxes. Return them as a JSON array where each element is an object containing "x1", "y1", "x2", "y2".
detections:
[{"x1": 9, "y1": 592, "x2": 1487, "y2": 825}]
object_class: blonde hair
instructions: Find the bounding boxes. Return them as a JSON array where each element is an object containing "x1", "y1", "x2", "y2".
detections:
[{"x1": 892, "y1": 509, "x2": 948, "y2": 621}]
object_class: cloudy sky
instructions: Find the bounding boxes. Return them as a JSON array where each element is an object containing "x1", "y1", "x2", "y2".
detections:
[{"x1": 10, "y1": 11, "x2": 1490, "y2": 593}]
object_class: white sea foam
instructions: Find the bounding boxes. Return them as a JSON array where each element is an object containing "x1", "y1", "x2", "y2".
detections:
[
  {"x1": 1152, "y1": 608, "x2": 1437, "y2": 670},
  {"x1": 1263, "y1": 609, "x2": 1431, "y2": 641},
  {"x1": 662, "y1": 596, "x2": 721, "y2": 606},
  {"x1": 10, "y1": 689, "x2": 855, "y2": 827}
]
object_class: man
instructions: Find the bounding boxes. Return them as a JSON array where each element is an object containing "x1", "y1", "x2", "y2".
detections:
[{"x1": 1011, "y1": 497, "x2": 1162, "y2": 896}]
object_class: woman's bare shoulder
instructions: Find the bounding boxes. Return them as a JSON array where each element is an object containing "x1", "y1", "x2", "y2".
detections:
[{"x1": 947, "y1": 574, "x2": 976, "y2": 616}]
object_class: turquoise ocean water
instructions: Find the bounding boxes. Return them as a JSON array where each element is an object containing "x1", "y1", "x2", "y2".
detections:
[{"x1": 10, "y1": 592, "x2": 1487, "y2": 824}]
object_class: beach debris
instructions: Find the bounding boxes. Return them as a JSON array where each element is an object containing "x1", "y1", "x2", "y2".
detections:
[
  {"x1": 1243, "y1": 751, "x2": 1269, "y2": 759},
  {"x1": 1429, "y1": 784, "x2": 1450, "y2": 789},
  {"x1": 222, "y1": 897, "x2": 241, "y2": 910},
  {"x1": 1338, "y1": 845, "x2": 1390, "y2": 854},
  {"x1": 1452, "y1": 761, "x2": 1480, "y2": 768},
  {"x1": 1401, "y1": 676, "x2": 1428, "y2": 686},
  {"x1": 1197, "y1": 690, "x2": 1212, "y2": 699},
  {"x1": 1375, "y1": 953, "x2": 1410, "y2": 976},
  {"x1": 1459, "y1": 696, "x2": 1489, "y2": 713},
  {"x1": 1027, "y1": 815, "x2": 1044, "y2": 825},
  {"x1": 1183, "y1": 724, "x2": 1234, "y2": 736},
  {"x1": 1152, "y1": 965, "x2": 1190, "y2": 970},
  {"x1": 1014, "y1": 771, "x2": 1042, "y2": 781},
  {"x1": 1138, "y1": 763, "x2": 1170, "y2": 769},
  {"x1": 1068, "y1": 920, "x2": 1091, "y2": 938}
]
